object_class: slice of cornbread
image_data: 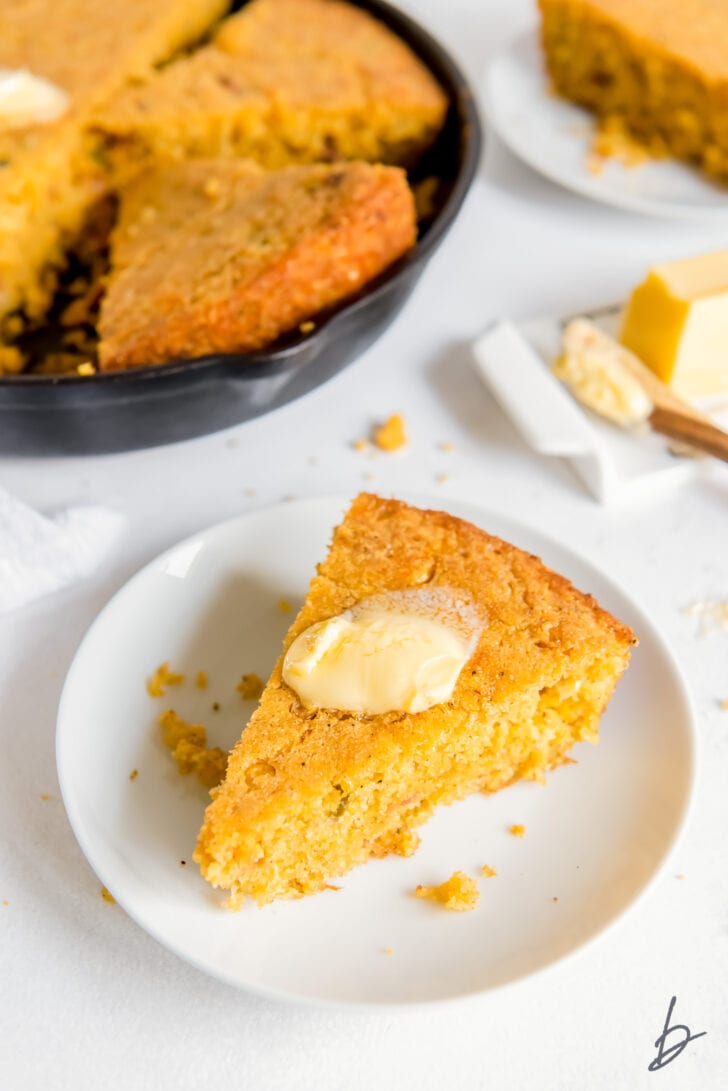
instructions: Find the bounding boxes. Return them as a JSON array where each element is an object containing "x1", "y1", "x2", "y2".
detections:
[
  {"x1": 93, "y1": 0, "x2": 448, "y2": 176},
  {"x1": 194, "y1": 494, "x2": 636, "y2": 907},
  {"x1": 0, "y1": 0, "x2": 229, "y2": 349},
  {"x1": 97, "y1": 159, "x2": 416, "y2": 369},
  {"x1": 538, "y1": 0, "x2": 728, "y2": 181}
]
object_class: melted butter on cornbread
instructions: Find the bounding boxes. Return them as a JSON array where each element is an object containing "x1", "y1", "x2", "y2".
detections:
[
  {"x1": 282, "y1": 588, "x2": 482, "y2": 715},
  {"x1": 0, "y1": 68, "x2": 69, "y2": 130}
]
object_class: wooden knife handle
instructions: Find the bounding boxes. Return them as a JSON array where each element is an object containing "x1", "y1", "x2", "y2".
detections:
[{"x1": 649, "y1": 406, "x2": 728, "y2": 464}]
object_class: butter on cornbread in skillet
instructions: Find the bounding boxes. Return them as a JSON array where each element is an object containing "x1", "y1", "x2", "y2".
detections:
[
  {"x1": 0, "y1": 0, "x2": 228, "y2": 349},
  {"x1": 538, "y1": 0, "x2": 728, "y2": 182},
  {"x1": 1, "y1": 0, "x2": 448, "y2": 376},
  {"x1": 195, "y1": 494, "x2": 636, "y2": 908},
  {"x1": 97, "y1": 159, "x2": 416, "y2": 370}
]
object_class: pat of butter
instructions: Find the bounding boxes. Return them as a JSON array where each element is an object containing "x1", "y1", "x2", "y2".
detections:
[
  {"x1": 552, "y1": 318, "x2": 652, "y2": 427},
  {"x1": 282, "y1": 589, "x2": 482, "y2": 715},
  {"x1": 621, "y1": 250, "x2": 728, "y2": 399},
  {"x1": 0, "y1": 67, "x2": 69, "y2": 130}
]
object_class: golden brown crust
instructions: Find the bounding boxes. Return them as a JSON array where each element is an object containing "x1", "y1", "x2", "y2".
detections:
[
  {"x1": 97, "y1": 160, "x2": 416, "y2": 369},
  {"x1": 540, "y1": 0, "x2": 728, "y2": 80},
  {"x1": 94, "y1": 0, "x2": 448, "y2": 173},
  {"x1": 538, "y1": 0, "x2": 728, "y2": 179},
  {"x1": 195, "y1": 494, "x2": 636, "y2": 906}
]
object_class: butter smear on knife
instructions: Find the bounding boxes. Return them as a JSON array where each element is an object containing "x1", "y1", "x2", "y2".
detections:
[{"x1": 552, "y1": 318, "x2": 653, "y2": 428}]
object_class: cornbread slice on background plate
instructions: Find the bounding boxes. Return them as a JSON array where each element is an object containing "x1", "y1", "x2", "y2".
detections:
[
  {"x1": 0, "y1": 0, "x2": 228, "y2": 350},
  {"x1": 93, "y1": 0, "x2": 448, "y2": 177},
  {"x1": 97, "y1": 159, "x2": 416, "y2": 369},
  {"x1": 538, "y1": 0, "x2": 728, "y2": 182},
  {"x1": 195, "y1": 493, "x2": 636, "y2": 908}
]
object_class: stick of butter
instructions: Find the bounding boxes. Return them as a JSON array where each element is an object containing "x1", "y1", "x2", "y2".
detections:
[{"x1": 621, "y1": 250, "x2": 728, "y2": 400}]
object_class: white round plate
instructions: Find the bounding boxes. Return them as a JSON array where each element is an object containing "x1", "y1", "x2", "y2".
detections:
[
  {"x1": 484, "y1": 30, "x2": 728, "y2": 221},
  {"x1": 57, "y1": 495, "x2": 695, "y2": 1006}
]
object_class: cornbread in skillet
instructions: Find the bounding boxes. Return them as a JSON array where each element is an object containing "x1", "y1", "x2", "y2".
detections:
[
  {"x1": 0, "y1": 0, "x2": 229, "y2": 350},
  {"x1": 97, "y1": 159, "x2": 416, "y2": 369},
  {"x1": 94, "y1": 0, "x2": 448, "y2": 177},
  {"x1": 538, "y1": 0, "x2": 728, "y2": 181},
  {"x1": 194, "y1": 493, "x2": 635, "y2": 907}
]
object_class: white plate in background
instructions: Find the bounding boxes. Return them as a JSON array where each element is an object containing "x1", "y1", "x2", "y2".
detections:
[
  {"x1": 56, "y1": 495, "x2": 695, "y2": 1006},
  {"x1": 484, "y1": 30, "x2": 728, "y2": 221}
]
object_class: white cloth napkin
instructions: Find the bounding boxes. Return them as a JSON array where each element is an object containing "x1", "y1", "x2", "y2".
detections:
[{"x1": 0, "y1": 485, "x2": 124, "y2": 614}]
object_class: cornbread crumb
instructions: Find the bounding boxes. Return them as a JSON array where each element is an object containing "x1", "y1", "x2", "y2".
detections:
[
  {"x1": 721, "y1": 698, "x2": 728, "y2": 710},
  {"x1": 100, "y1": 886, "x2": 116, "y2": 904},
  {"x1": 373, "y1": 414, "x2": 408, "y2": 451},
  {"x1": 129, "y1": 769, "x2": 139, "y2": 781},
  {"x1": 39, "y1": 793, "x2": 51, "y2": 801},
  {"x1": 481, "y1": 864, "x2": 497, "y2": 878},
  {"x1": 383, "y1": 947, "x2": 393, "y2": 956},
  {"x1": 676, "y1": 874, "x2": 686, "y2": 880},
  {"x1": 552, "y1": 896, "x2": 559, "y2": 902},
  {"x1": 509, "y1": 824, "x2": 526, "y2": 838},
  {"x1": 438, "y1": 441, "x2": 455, "y2": 452},
  {"x1": 591, "y1": 115, "x2": 653, "y2": 169},
  {"x1": 412, "y1": 175, "x2": 440, "y2": 220},
  {"x1": 436, "y1": 472, "x2": 449, "y2": 485},
  {"x1": 278, "y1": 599, "x2": 292, "y2": 613},
  {"x1": 159, "y1": 709, "x2": 228, "y2": 789},
  {"x1": 353, "y1": 438, "x2": 369, "y2": 452},
  {"x1": 237, "y1": 673, "x2": 264, "y2": 700},
  {"x1": 685, "y1": 599, "x2": 728, "y2": 635},
  {"x1": 76, "y1": 362, "x2": 96, "y2": 376},
  {"x1": 415, "y1": 871, "x2": 479, "y2": 912},
  {"x1": 2, "y1": 901, "x2": 8, "y2": 907},
  {"x1": 586, "y1": 153, "x2": 604, "y2": 176},
  {"x1": 147, "y1": 661, "x2": 185, "y2": 697},
  {"x1": 299, "y1": 321, "x2": 316, "y2": 334},
  {"x1": 0, "y1": 346, "x2": 26, "y2": 375},
  {"x1": 196, "y1": 671, "x2": 208, "y2": 690}
]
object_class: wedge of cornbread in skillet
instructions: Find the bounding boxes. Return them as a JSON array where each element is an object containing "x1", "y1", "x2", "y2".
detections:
[
  {"x1": 0, "y1": 0, "x2": 229, "y2": 352},
  {"x1": 93, "y1": 0, "x2": 448, "y2": 177},
  {"x1": 97, "y1": 159, "x2": 416, "y2": 369},
  {"x1": 194, "y1": 493, "x2": 636, "y2": 907},
  {"x1": 538, "y1": 0, "x2": 728, "y2": 181}
]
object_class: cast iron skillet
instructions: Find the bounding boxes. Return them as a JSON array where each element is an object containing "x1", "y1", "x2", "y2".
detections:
[{"x1": 0, "y1": 0, "x2": 482, "y2": 455}]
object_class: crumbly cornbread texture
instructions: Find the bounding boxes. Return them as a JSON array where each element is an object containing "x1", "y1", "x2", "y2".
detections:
[
  {"x1": 194, "y1": 493, "x2": 636, "y2": 908},
  {"x1": 415, "y1": 871, "x2": 480, "y2": 912},
  {"x1": 94, "y1": 0, "x2": 447, "y2": 176},
  {"x1": 0, "y1": 0, "x2": 228, "y2": 342},
  {"x1": 97, "y1": 159, "x2": 416, "y2": 369},
  {"x1": 538, "y1": 0, "x2": 728, "y2": 181}
]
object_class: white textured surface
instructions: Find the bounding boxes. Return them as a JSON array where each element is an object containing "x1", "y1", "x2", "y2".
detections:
[
  {"x1": 0, "y1": 486, "x2": 123, "y2": 613},
  {"x1": 1, "y1": 1, "x2": 728, "y2": 1087}
]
